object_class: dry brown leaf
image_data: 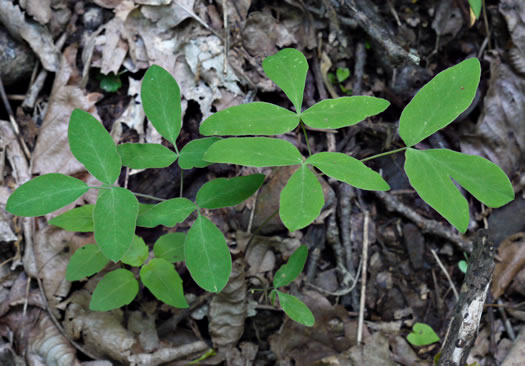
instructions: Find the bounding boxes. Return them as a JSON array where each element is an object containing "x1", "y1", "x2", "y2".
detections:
[
  {"x1": 343, "y1": 331, "x2": 397, "y2": 366},
  {"x1": 19, "y1": 0, "x2": 52, "y2": 25},
  {"x1": 141, "y1": 0, "x2": 196, "y2": 30},
  {"x1": 501, "y1": 327, "x2": 525, "y2": 366},
  {"x1": 242, "y1": 12, "x2": 296, "y2": 59},
  {"x1": 492, "y1": 233, "x2": 525, "y2": 299},
  {"x1": 500, "y1": 0, "x2": 525, "y2": 75},
  {"x1": 93, "y1": 0, "x2": 125, "y2": 9}
]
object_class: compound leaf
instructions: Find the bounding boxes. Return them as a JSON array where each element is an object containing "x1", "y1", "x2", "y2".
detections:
[
  {"x1": 301, "y1": 97, "x2": 390, "y2": 129},
  {"x1": 178, "y1": 137, "x2": 221, "y2": 170},
  {"x1": 263, "y1": 48, "x2": 308, "y2": 112},
  {"x1": 200, "y1": 103, "x2": 300, "y2": 136},
  {"x1": 49, "y1": 204, "x2": 94, "y2": 232},
  {"x1": 140, "y1": 258, "x2": 188, "y2": 308},
  {"x1": 280, "y1": 165, "x2": 324, "y2": 232},
  {"x1": 204, "y1": 137, "x2": 303, "y2": 167},
  {"x1": 196, "y1": 174, "x2": 265, "y2": 209},
  {"x1": 90, "y1": 269, "x2": 139, "y2": 311},
  {"x1": 404, "y1": 148, "x2": 514, "y2": 233},
  {"x1": 136, "y1": 198, "x2": 196, "y2": 228},
  {"x1": 117, "y1": 143, "x2": 177, "y2": 169},
  {"x1": 6, "y1": 174, "x2": 89, "y2": 217},
  {"x1": 153, "y1": 232, "x2": 185, "y2": 263},
  {"x1": 185, "y1": 215, "x2": 232, "y2": 293},
  {"x1": 406, "y1": 322, "x2": 440, "y2": 346},
  {"x1": 94, "y1": 187, "x2": 138, "y2": 262},
  {"x1": 306, "y1": 152, "x2": 390, "y2": 191},
  {"x1": 141, "y1": 65, "x2": 181, "y2": 146},
  {"x1": 273, "y1": 245, "x2": 308, "y2": 288},
  {"x1": 66, "y1": 244, "x2": 109, "y2": 281},
  {"x1": 399, "y1": 58, "x2": 481, "y2": 147},
  {"x1": 68, "y1": 109, "x2": 121, "y2": 184},
  {"x1": 121, "y1": 235, "x2": 149, "y2": 267},
  {"x1": 276, "y1": 290, "x2": 315, "y2": 327}
]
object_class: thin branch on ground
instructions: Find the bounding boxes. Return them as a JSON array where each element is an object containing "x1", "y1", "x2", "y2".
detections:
[{"x1": 431, "y1": 248, "x2": 459, "y2": 301}]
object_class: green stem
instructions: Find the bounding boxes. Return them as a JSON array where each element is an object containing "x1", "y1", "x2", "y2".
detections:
[
  {"x1": 131, "y1": 192, "x2": 166, "y2": 202},
  {"x1": 360, "y1": 147, "x2": 407, "y2": 162},
  {"x1": 179, "y1": 170, "x2": 184, "y2": 198},
  {"x1": 301, "y1": 121, "x2": 312, "y2": 157}
]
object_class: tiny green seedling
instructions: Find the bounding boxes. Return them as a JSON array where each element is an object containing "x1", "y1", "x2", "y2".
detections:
[
  {"x1": 407, "y1": 322, "x2": 440, "y2": 347},
  {"x1": 6, "y1": 48, "x2": 514, "y2": 328},
  {"x1": 98, "y1": 72, "x2": 122, "y2": 93}
]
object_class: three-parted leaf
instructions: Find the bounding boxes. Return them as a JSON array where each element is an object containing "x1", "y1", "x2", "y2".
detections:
[
  {"x1": 66, "y1": 244, "x2": 109, "y2": 281},
  {"x1": 117, "y1": 143, "x2": 177, "y2": 169},
  {"x1": 121, "y1": 235, "x2": 149, "y2": 267},
  {"x1": 273, "y1": 245, "x2": 308, "y2": 288},
  {"x1": 200, "y1": 103, "x2": 300, "y2": 136},
  {"x1": 153, "y1": 232, "x2": 185, "y2": 262},
  {"x1": 136, "y1": 198, "x2": 196, "y2": 228},
  {"x1": 94, "y1": 187, "x2": 139, "y2": 262},
  {"x1": 306, "y1": 152, "x2": 390, "y2": 191},
  {"x1": 68, "y1": 109, "x2": 121, "y2": 184},
  {"x1": 6, "y1": 174, "x2": 89, "y2": 217},
  {"x1": 178, "y1": 137, "x2": 221, "y2": 169},
  {"x1": 263, "y1": 48, "x2": 308, "y2": 112},
  {"x1": 280, "y1": 165, "x2": 324, "y2": 232},
  {"x1": 204, "y1": 137, "x2": 303, "y2": 167},
  {"x1": 301, "y1": 97, "x2": 390, "y2": 129},
  {"x1": 404, "y1": 148, "x2": 514, "y2": 233},
  {"x1": 90, "y1": 269, "x2": 139, "y2": 311},
  {"x1": 399, "y1": 58, "x2": 481, "y2": 147},
  {"x1": 141, "y1": 65, "x2": 182, "y2": 146},
  {"x1": 184, "y1": 215, "x2": 232, "y2": 292},
  {"x1": 49, "y1": 204, "x2": 94, "y2": 232},
  {"x1": 276, "y1": 290, "x2": 315, "y2": 327},
  {"x1": 140, "y1": 258, "x2": 188, "y2": 308},
  {"x1": 196, "y1": 174, "x2": 265, "y2": 209}
]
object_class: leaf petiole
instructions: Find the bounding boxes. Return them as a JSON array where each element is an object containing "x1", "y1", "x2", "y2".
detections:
[{"x1": 360, "y1": 146, "x2": 407, "y2": 162}]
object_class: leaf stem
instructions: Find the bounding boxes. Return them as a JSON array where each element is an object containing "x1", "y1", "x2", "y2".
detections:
[
  {"x1": 180, "y1": 170, "x2": 184, "y2": 198},
  {"x1": 360, "y1": 147, "x2": 407, "y2": 162},
  {"x1": 131, "y1": 192, "x2": 166, "y2": 202},
  {"x1": 300, "y1": 121, "x2": 312, "y2": 156}
]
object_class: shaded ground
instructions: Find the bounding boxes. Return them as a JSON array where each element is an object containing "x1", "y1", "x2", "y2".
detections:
[{"x1": 1, "y1": 0, "x2": 525, "y2": 365}]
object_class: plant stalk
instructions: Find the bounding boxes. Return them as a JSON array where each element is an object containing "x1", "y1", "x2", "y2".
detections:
[
  {"x1": 301, "y1": 121, "x2": 312, "y2": 157},
  {"x1": 360, "y1": 146, "x2": 407, "y2": 162}
]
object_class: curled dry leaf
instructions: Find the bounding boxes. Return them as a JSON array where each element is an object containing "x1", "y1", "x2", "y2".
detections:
[
  {"x1": 499, "y1": 0, "x2": 525, "y2": 76},
  {"x1": 492, "y1": 233, "x2": 525, "y2": 299}
]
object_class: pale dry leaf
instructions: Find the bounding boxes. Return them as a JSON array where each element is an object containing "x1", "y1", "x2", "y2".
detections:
[
  {"x1": 93, "y1": 0, "x2": 125, "y2": 9},
  {"x1": 141, "y1": 0, "x2": 196, "y2": 30},
  {"x1": 134, "y1": 0, "x2": 171, "y2": 5},
  {"x1": 492, "y1": 233, "x2": 525, "y2": 299},
  {"x1": 501, "y1": 327, "x2": 525, "y2": 366},
  {"x1": 20, "y1": 0, "x2": 52, "y2": 25},
  {"x1": 101, "y1": 18, "x2": 129, "y2": 75},
  {"x1": 242, "y1": 12, "x2": 296, "y2": 59},
  {"x1": 500, "y1": 0, "x2": 525, "y2": 75}
]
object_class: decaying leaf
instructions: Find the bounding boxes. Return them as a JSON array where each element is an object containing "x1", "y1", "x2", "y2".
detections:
[
  {"x1": 500, "y1": 0, "x2": 525, "y2": 76},
  {"x1": 492, "y1": 233, "x2": 525, "y2": 299}
]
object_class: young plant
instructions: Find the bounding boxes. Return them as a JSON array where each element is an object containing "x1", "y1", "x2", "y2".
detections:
[{"x1": 407, "y1": 322, "x2": 440, "y2": 347}]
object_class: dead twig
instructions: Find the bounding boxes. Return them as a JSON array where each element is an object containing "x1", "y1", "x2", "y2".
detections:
[
  {"x1": 431, "y1": 249, "x2": 459, "y2": 301},
  {"x1": 357, "y1": 211, "x2": 370, "y2": 344}
]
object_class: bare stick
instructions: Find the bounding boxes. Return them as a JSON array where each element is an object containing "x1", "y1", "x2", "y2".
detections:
[
  {"x1": 357, "y1": 211, "x2": 370, "y2": 344},
  {"x1": 431, "y1": 248, "x2": 459, "y2": 301}
]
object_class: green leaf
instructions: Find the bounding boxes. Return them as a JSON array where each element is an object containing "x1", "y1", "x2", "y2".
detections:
[
  {"x1": 458, "y1": 260, "x2": 468, "y2": 274},
  {"x1": 6, "y1": 174, "x2": 89, "y2": 217},
  {"x1": 406, "y1": 322, "x2": 440, "y2": 346},
  {"x1": 273, "y1": 245, "x2": 308, "y2": 288},
  {"x1": 399, "y1": 58, "x2": 481, "y2": 147},
  {"x1": 184, "y1": 215, "x2": 232, "y2": 293},
  {"x1": 263, "y1": 48, "x2": 308, "y2": 112},
  {"x1": 276, "y1": 290, "x2": 315, "y2": 327},
  {"x1": 306, "y1": 152, "x2": 390, "y2": 191},
  {"x1": 204, "y1": 137, "x2": 303, "y2": 167},
  {"x1": 94, "y1": 187, "x2": 139, "y2": 262},
  {"x1": 468, "y1": 0, "x2": 482, "y2": 19},
  {"x1": 117, "y1": 143, "x2": 177, "y2": 169},
  {"x1": 136, "y1": 198, "x2": 196, "y2": 228},
  {"x1": 49, "y1": 205, "x2": 94, "y2": 232},
  {"x1": 141, "y1": 65, "x2": 181, "y2": 146},
  {"x1": 336, "y1": 67, "x2": 350, "y2": 83},
  {"x1": 68, "y1": 109, "x2": 122, "y2": 184},
  {"x1": 199, "y1": 103, "x2": 300, "y2": 136},
  {"x1": 301, "y1": 97, "x2": 390, "y2": 129},
  {"x1": 66, "y1": 244, "x2": 109, "y2": 281},
  {"x1": 196, "y1": 174, "x2": 265, "y2": 209},
  {"x1": 280, "y1": 165, "x2": 324, "y2": 232},
  {"x1": 153, "y1": 232, "x2": 185, "y2": 262},
  {"x1": 140, "y1": 258, "x2": 188, "y2": 308},
  {"x1": 121, "y1": 235, "x2": 149, "y2": 267},
  {"x1": 90, "y1": 269, "x2": 139, "y2": 311},
  {"x1": 178, "y1": 137, "x2": 221, "y2": 170},
  {"x1": 404, "y1": 148, "x2": 514, "y2": 233},
  {"x1": 99, "y1": 73, "x2": 122, "y2": 93}
]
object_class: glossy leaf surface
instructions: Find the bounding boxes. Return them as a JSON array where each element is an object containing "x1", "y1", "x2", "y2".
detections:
[
  {"x1": 276, "y1": 290, "x2": 315, "y2": 327},
  {"x1": 196, "y1": 174, "x2": 265, "y2": 209},
  {"x1": 94, "y1": 187, "x2": 138, "y2": 262},
  {"x1": 117, "y1": 143, "x2": 177, "y2": 169},
  {"x1": 68, "y1": 109, "x2": 121, "y2": 184},
  {"x1": 204, "y1": 137, "x2": 303, "y2": 167},
  {"x1": 306, "y1": 152, "x2": 390, "y2": 191},
  {"x1": 6, "y1": 174, "x2": 89, "y2": 217},
  {"x1": 90, "y1": 269, "x2": 139, "y2": 311},
  {"x1": 280, "y1": 165, "x2": 324, "y2": 232},
  {"x1": 140, "y1": 258, "x2": 188, "y2": 308},
  {"x1": 49, "y1": 204, "x2": 94, "y2": 232},
  {"x1": 141, "y1": 65, "x2": 181, "y2": 146},
  {"x1": 273, "y1": 245, "x2": 308, "y2": 288},
  {"x1": 185, "y1": 215, "x2": 232, "y2": 293},
  {"x1": 121, "y1": 235, "x2": 149, "y2": 267},
  {"x1": 136, "y1": 198, "x2": 196, "y2": 228},
  {"x1": 178, "y1": 137, "x2": 221, "y2": 169},
  {"x1": 399, "y1": 58, "x2": 481, "y2": 147},
  {"x1": 200, "y1": 103, "x2": 300, "y2": 136},
  {"x1": 153, "y1": 232, "x2": 185, "y2": 263},
  {"x1": 66, "y1": 244, "x2": 109, "y2": 281},
  {"x1": 301, "y1": 97, "x2": 390, "y2": 129}
]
